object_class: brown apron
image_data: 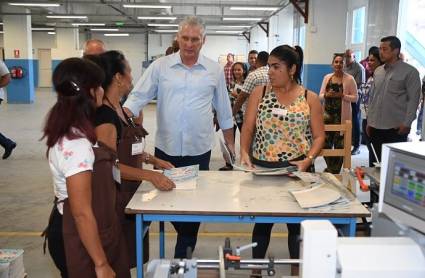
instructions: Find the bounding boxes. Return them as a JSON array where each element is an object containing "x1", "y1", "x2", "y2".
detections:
[
  {"x1": 62, "y1": 143, "x2": 130, "y2": 277},
  {"x1": 117, "y1": 119, "x2": 149, "y2": 268}
]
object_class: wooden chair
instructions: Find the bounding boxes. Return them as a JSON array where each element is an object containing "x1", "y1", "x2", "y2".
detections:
[{"x1": 319, "y1": 120, "x2": 352, "y2": 170}]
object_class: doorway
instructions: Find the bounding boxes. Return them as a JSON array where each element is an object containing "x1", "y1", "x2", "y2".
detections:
[{"x1": 38, "y1": 48, "x2": 52, "y2": 88}]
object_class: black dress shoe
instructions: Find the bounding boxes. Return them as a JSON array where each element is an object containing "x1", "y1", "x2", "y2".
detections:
[
  {"x1": 219, "y1": 163, "x2": 233, "y2": 171},
  {"x1": 3, "y1": 142, "x2": 16, "y2": 159},
  {"x1": 351, "y1": 147, "x2": 360, "y2": 155}
]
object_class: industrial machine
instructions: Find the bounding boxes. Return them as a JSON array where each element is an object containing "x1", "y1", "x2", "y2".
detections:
[{"x1": 146, "y1": 142, "x2": 425, "y2": 277}]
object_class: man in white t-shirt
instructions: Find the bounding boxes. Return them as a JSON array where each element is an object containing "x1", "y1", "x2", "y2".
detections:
[{"x1": 0, "y1": 60, "x2": 16, "y2": 159}]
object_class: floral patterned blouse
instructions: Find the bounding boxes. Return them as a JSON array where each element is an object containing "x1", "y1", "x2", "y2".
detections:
[{"x1": 252, "y1": 89, "x2": 312, "y2": 162}]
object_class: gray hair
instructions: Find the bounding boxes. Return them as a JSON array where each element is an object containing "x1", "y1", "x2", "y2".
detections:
[{"x1": 178, "y1": 16, "x2": 206, "y2": 36}]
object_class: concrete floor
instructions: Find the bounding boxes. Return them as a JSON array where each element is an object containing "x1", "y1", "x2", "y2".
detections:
[{"x1": 0, "y1": 89, "x2": 375, "y2": 277}]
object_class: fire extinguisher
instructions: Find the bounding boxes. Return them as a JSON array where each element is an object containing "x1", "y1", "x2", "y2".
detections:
[{"x1": 10, "y1": 66, "x2": 24, "y2": 79}]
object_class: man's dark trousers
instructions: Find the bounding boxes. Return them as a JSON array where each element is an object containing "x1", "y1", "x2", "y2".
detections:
[
  {"x1": 154, "y1": 148, "x2": 211, "y2": 258},
  {"x1": 351, "y1": 100, "x2": 361, "y2": 150},
  {"x1": 369, "y1": 127, "x2": 408, "y2": 165}
]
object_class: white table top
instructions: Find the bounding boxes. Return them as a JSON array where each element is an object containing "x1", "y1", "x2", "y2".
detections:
[{"x1": 126, "y1": 171, "x2": 370, "y2": 218}]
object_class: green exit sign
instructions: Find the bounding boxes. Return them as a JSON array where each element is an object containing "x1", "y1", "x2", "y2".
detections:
[{"x1": 115, "y1": 22, "x2": 124, "y2": 26}]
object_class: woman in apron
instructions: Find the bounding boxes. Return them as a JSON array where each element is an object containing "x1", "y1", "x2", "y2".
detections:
[
  {"x1": 240, "y1": 45, "x2": 325, "y2": 277},
  {"x1": 319, "y1": 53, "x2": 358, "y2": 173},
  {"x1": 42, "y1": 58, "x2": 130, "y2": 277},
  {"x1": 86, "y1": 51, "x2": 175, "y2": 268}
]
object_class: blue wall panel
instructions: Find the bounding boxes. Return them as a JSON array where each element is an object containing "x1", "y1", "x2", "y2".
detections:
[
  {"x1": 52, "y1": 60, "x2": 62, "y2": 72},
  {"x1": 4, "y1": 59, "x2": 35, "y2": 103},
  {"x1": 303, "y1": 64, "x2": 332, "y2": 94}
]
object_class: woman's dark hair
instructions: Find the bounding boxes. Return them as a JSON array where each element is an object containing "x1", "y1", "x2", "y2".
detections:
[
  {"x1": 332, "y1": 53, "x2": 345, "y2": 62},
  {"x1": 369, "y1": 47, "x2": 382, "y2": 64},
  {"x1": 270, "y1": 45, "x2": 304, "y2": 84},
  {"x1": 42, "y1": 58, "x2": 104, "y2": 151},
  {"x1": 86, "y1": 50, "x2": 127, "y2": 91},
  {"x1": 231, "y1": 62, "x2": 248, "y2": 80}
]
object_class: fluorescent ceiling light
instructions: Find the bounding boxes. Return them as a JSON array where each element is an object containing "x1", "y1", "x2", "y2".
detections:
[
  {"x1": 90, "y1": 28, "x2": 119, "y2": 32},
  {"x1": 47, "y1": 15, "x2": 88, "y2": 19},
  {"x1": 47, "y1": 32, "x2": 56, "y2": 35},
  {"x1": 32, "y1": 27, "x2": 55, "y2": 31},
  {"x1": 123, "y1": 4, "x2": 171, "y2": 9},
  {"x1": 155, "y1": 29, "x2": 178, "y2": 33},
  {"x1": 207, "y1": 25, "x2": 251, "y2": 29},
  {"x1": 72, "y1": 23, "x2": 105, "y2": 26},
  {"x1": 0, "y1": 31, "x2": 4, "y2": 34},
  {"x1": 148, "y1": 23, "x2": 179, "y2": 27},
  {"x1": 0, "y1": 23, "x2": 3, "y2": 25},
  {"x1": 9, "y1": 2, "x2": 60, "y2": 7},
  {"x1": 215, "y1": 30, "x2": 243, "y2": 34},
  {"x1": 104, "y1": 33, "x2": 129, "y2": 37},
  {"x1": 138, "y1": 16, "x2": 176, "y2": 20},
  {"x1": 223, "y1": 17, "x2": 263, "y2": 21},
  {"x1": 230, "y1": 6, "x2": 279, "y2": 11}
]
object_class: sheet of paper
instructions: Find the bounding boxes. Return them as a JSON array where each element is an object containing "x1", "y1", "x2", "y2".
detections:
[
  {"x1": 219, "y1": 137, "x2": 235, "y2": 165},
  {"x1": 289, "y1": 184, "x2": 342, "y2": 209},
  {"x1": 163, "y1": 165, "x2": 199, "y2": 190}
]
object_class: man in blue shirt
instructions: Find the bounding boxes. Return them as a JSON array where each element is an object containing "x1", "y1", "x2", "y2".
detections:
[{"x1": 123, "y1": 16, "x2": 235, "y2": 258}]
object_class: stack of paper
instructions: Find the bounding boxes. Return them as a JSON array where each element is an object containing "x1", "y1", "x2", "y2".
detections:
[
  {"x1": 219, "y1": 136, "x2": 298, "y2": 176},
  {"x1": 0, "y1": 249, "x2": 25, "y2": 278},
  {"x1": 164, "y1": 165, "x2": 199, "y2": 190}
]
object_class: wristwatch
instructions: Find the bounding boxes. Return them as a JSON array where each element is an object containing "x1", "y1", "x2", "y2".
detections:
[{"x1": 307, "y1": 155, "x2": 315, "y2": 164}]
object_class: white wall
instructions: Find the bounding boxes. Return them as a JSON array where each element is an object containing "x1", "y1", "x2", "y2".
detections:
[
  {"x1": 92, "y1": 33, "x2": 147, "y2": 81},
  {"x1": 269, "y1": 5, "x2": 295, "y2": 51},
  {"x1": 202, "y1": 35, "x2": 248, "y2": 62},
  {"x1": 51, "y1": 28, "x2": 81, "y2": 60},
  {"x1": 304, "y1": 0, "x2": 348, "y2": 64},
  {"x1": 249, "y1": 25, "x2": 269, "y2": 53},
  {"x1": 248, "y1": 5, "x2": 295, "y2": 53},
  {"x1": 366, "y1": 0, "x2": 399, "y2": 52},
  {"x1": 148, "y1": 33, "x2": 174, "y2": 59},
  {"x1": 32, "y1": 32, "x2": 56, "y2": 59}
]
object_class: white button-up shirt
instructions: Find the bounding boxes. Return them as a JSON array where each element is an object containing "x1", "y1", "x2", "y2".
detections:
[{"x1": 124, "y1": 52, "x2": 233, "y2": 156}]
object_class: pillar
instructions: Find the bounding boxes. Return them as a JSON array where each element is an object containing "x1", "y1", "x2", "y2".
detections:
[{"x1": 3, "y1": 8, "x2": 35, "y2": 103}]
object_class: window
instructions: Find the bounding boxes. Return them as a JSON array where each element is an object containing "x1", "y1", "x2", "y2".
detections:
[{"x1": 351, "y1": 6, "x2": 366, "y2": 44}]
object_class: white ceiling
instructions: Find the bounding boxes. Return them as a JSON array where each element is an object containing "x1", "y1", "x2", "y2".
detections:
[{"x1": 0, "y1": 0, "x2": 301, "y2": 34}]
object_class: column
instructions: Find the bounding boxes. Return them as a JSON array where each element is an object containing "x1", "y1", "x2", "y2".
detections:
[
  {"x1": 303, "y1": 0, "x2": 348, "y2": 93},
  {"x1": 3, "y1": 9, "x2": 35, "y2": 103}
]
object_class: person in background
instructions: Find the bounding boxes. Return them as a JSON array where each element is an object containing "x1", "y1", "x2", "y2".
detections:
[
  {"x1": 367, "y1": 36, "x2": 421, "y2": 163},
  {"x1": 240, "y1": 45, "x2": 324, "y2": 277},
  {"x1": 83, "y1": 39, "x2": 106, "y2": 56},
  {"x1": 416, "y1": 77, "x2": 424, "y2": 136},
  {"x1": 0, "y1": 60, "x2": 16, "y2": 159},
  {"x1": 359, "y1": 47, "x2": 382, "y2": 166},
  {"x1": 360, "y1": 46, "x2": 379, "y2": 80},
  {"x1": 224, "y1": 53, "x2": 235, "y2": 89},
  {"x1": 219, "y1": 62, "x2": 248, "y2": 171},
  {"x1": 123, "y1": 16, "x2": 234, "y2": 259},
  {"x1": 232, "y1": 51, "x2": 269, "y2": 117},
  {"x1": 343, "y1": 49, "x2": 365, "y2": 155},
  {"x1": 43, "y1": 58, "x2": 129, "y2": 277},
  {"x1": 247, "y1": 50, "x2": 258, "y2": 73},
  {"x1": 319, "y1": 53, "x2": 357, "y2": 174},
  {"x1": 87, "y1": 51, "x2": 175, "y2": 268}
]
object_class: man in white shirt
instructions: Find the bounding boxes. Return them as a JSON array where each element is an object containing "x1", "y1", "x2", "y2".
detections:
[
  {"x1": 0, "y1": 60, "x2": 16, "y2": 159},
  {"x1": 123, "y1": 16, "x2": 234, "y2": 258}
]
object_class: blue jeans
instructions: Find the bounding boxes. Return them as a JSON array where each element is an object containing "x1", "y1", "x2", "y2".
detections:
[
  {"x1": 154, "y1": 148, "x2": 211, "y2": 258},
  {"x1": 0, "y1": 132, "x2": 14, "y2": 150}
]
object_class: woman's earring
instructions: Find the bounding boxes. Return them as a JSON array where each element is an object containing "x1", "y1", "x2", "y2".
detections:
[{"x1": 290, "y1": 75, "x2": 294, "y2": 81}]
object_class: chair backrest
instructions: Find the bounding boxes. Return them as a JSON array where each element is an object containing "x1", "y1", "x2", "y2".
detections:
[{"x1": 319, "y1": 120, "x2": 352, "y2": 169}]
